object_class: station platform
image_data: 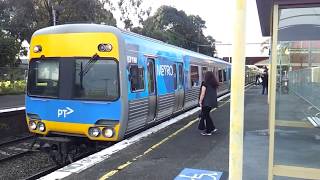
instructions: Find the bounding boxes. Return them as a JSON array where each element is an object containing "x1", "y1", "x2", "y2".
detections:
[
  {"x1": 40, "y1": 86, "x2": 270, "y2": 180},
  {"x1": 0, "y1": 94, "x2": 24, "y2": 111}
]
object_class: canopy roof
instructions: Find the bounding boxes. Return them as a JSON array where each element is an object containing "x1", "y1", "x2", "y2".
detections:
[{"x1": 256, "y1": 0, "x2": 320, "y2": 36}]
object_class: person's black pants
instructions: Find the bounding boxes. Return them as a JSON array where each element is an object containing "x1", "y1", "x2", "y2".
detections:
[
  {"x1": 262, "y1": 85, "x2": 268, "y2": 94},
  {"x1": 201, "y1": 106, "x2": 215, "y2": 133}
]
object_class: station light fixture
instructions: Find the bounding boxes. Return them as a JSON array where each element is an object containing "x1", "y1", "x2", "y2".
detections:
[
  {"x1": 102, "y1": 127, "x2": 114, "y2": 138},
  {"x1": 33, "y1": 45, "x2": 42, "y2": 53},
  {"x1": 88, "y1": 127, "x2": 101, "y2": 137},
  {"x1": 98, "y1": 43, "x2": 112, "y2": 52}
]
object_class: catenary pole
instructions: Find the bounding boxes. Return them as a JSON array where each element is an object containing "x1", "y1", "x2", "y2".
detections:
[{"x1": 229, "y1": 0, "x2": 246, "y2": 179}]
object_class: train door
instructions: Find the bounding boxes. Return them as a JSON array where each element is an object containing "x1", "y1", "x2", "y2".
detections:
[
  {"x1": 174, "y1": 62, "x2": 185, "y2": 112},
  {"x1": 146, "y1": 58, "x2": 157, "y2": 123}
]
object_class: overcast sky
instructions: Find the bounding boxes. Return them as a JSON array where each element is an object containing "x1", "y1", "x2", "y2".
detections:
[
  {"x1": 114, "y1": 0, "x2": 270, "y2": 57},
  {"x1": 23, "y1": 0, "x2": 270, "y2": 58}
]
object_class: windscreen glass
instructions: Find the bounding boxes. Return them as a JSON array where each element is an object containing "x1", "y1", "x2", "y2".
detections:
[
  {"x1": 27, "y1": 58, "x2": 119, "y2": 101},
  {"x1": 28, "y1": 59, "x2": 59, "y2": 98},
  {"x1": 74, "y1": 58, "x2": 119, "y2": 100}
]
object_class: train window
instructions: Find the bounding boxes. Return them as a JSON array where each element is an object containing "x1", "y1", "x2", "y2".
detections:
[
  {"x1": 147, "y1": 60, "x2": 155, "y2": 94},
  {"x1": 202, "y1": 67, "x2": 208, "y2": 80},
  {"x1": 223, "y1": 69, "x2": 227, "y2": 81},
  {"x1": 178, "y1": 63, "x2": 184, "y2": 87},
  {"x1": 190, "y1": 65, "x2": 200, "y2": 87},
  {"x1": 27, "y1": 59, "x2": 59, "y2": 98},
  {"x1": 173, "y1": 64, "x2": 177, "y2": 90},
  {"x1": 130, "y1": 65, "x2": 145, "y2": 92},
  {"x1": 218, "y1": 69, "x2": 223, "y2": 82},
  {"x1": 74, "y1": 59, "x2": 119, "y2": 100}
]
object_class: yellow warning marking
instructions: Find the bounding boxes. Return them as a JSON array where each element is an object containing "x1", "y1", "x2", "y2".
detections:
[
  {"x1": 276, "y1": 120, "x2": 313, "y2": 128},
  {"x1": 143, "y1": 148, "x2": 153, "y2": 155},
  {"x1": 99, "y1": 170, "x2": 118, "y2": 180},
  {"x1": 99, "y1": 101, "x2": 230, "y2": 179},
  {"x1": 150, "y1": 137, "x2": 169, "y2": 149},
  {"x1": 117, "y1": 161, "x2": 132, "y2": 170}
]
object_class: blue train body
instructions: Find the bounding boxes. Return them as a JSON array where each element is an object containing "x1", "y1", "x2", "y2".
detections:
[{"x1": 26, "y1": 24, "x2": 232, "y2": 141}]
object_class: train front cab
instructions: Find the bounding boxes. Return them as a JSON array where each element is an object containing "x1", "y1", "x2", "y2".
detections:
[{"x1": 26, "y1": 25, "x2": 128, "y2": 142}]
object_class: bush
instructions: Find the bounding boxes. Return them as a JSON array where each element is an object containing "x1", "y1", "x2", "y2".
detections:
[{"x1": 0, "y1": 80, "x2": 26, "y2": 95}]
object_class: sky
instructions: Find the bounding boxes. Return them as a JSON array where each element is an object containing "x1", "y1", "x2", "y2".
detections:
[
  {"x1": 23, "y1": 0, "x2": 270, "y2": 59},
  {"x1": 113, "y1": 0, "x2": 270, "y2": 58}
]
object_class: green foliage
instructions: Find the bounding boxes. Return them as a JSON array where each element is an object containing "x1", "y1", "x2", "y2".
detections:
[
  {"x1": 0, "y1": 80, "x2": 25, "y2": 95},
  {"x1": 116, "y1": 0, "x2": 151, "y2": 30},
  {"x1": 0, "y1": 0, "x2": 117, "y2": 43},
  {"x1": 0, "y1": 0, "x2": 117, "y2": 67},
  {"x1": 132, "y1": 5, "x2": 217, "y2": 57},
  {"x1": 0, "y1": 31, "x2": 20, "y2": 67}
]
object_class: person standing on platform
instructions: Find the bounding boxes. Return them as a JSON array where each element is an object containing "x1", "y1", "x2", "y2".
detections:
[
  {"x1": 255, "y1": 73, "x2": 261, "y2": 85},
  {"x1": 261, "y1": 67, "x2": 269, "y2": 95},
  {"x1": 198, "y1": 71, "x2": 219, "y2": 136}
]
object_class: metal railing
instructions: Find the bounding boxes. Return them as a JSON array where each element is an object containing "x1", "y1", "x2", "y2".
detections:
[{"x1": 288, "y1": 67, "x2": 320, "y2": 111}]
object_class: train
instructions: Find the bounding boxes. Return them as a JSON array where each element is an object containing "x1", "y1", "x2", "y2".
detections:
[{"x1": 25, "y1": 24, "x2": 254, "y2": 143}]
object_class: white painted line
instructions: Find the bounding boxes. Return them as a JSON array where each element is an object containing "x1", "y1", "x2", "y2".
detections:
[
  {"x1": 0, "y1": 106, "x2": 25, "y2": 113},
  {"x1": 40, "y1": 92, "x2": 232, "y2": 180}
]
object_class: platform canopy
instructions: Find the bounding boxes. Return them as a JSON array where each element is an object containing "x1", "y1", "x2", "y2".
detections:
[{"x1": 256, "y1": 0, "x2": 320, "y2": 37}]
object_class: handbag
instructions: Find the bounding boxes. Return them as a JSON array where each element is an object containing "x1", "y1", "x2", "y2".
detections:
[{"x1": 198, "y1": 112, "x2": 205, "y2": 130}]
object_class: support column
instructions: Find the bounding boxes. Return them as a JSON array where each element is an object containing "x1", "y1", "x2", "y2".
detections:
[
  {"x1": 229, "y1": 0, "x2": 246, "y2": 179},
  {"x1": 268, "y1": 4, "x2": 279, "y2": 180}
]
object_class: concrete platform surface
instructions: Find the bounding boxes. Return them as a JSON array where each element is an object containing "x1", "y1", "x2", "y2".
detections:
[
  {"x1": 44, "y1": 86, "x2": 269, "y2": 180},
  {"x1": 0, "y1": 94, "x2": 24, "y2": 110}
]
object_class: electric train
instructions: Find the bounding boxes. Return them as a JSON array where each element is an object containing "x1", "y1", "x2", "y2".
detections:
[{"x1": 25, "y1": 24, "x2": 249, "y2": 142}]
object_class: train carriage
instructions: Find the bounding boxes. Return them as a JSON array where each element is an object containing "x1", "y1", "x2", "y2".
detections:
[{"x1": 26, "y1": 24, "x2": 231, "y2": 142}]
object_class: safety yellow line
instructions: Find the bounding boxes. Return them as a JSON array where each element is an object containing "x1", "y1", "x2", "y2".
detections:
[
  {"x1": 99, "y1": 100, "x2": 230, "y2": 180},
  {"x1": 276, "y1": 120, "x2": 314, "y2": 128}
]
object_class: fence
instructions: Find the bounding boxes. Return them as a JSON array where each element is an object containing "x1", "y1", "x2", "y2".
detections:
[{"x1": 288, "y1": 67, "x2": 320, "y2": 110}]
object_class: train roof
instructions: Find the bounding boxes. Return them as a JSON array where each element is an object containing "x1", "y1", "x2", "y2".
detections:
[{"x1": 32, "y1": 24, "x2": 230, "y2": 65}]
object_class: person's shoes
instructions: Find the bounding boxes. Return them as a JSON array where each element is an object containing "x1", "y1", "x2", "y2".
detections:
[
  {"x1": 212, "y1": 129, "x2": 218, "y2": 133},
  {"x1": 201, "y1": 132, "x2": 212, "y2": 136}
]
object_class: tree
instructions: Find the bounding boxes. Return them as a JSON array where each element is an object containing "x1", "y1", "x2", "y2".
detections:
[
  {"x1": 0, "y1": 31, "x2": 20, "y2": 67},
  {"x1": 132, "y1": 5, "x2": 217, "y2": 57},
  {"x1": 0, "y1": 0, "x2": 117, "y2": 67},
  {"x1": 116, "y1": 0, "x2": 151, "y2": 30},
  {"x1": 0, "y1": 0, "x2": 117, "y2": 43}
]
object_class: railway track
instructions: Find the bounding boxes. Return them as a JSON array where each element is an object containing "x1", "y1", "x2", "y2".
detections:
[
  {"x1": 0, "y1": 135, "x2": 37, "y2": 163},
  {"x1": 23, "y1": 143, "x2": 112, "y2": 180},
  {"x1": 24, "y1": 165, "x2": 61, "y2": 180}
]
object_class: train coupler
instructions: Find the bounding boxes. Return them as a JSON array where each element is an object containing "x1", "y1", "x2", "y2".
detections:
[{"x1": 37, "y1": 136, "x2": 74, "y2": 165}]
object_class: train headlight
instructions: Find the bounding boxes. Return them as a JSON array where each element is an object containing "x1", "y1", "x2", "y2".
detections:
[
  {"x1": 88, "y1": 127, "x2": 101, "y2": 137},
  {"x1": 98, "y1": 43, "x2": 112, "y2": 52},
  {"x1": 37, "y1": 122, "x2": 46, "y2": 132},
  {"x1": 33, "y1": 45, "x2": 42, "y2": 53},
  {"x1": 29, "y1": 121, "x2": 37, "y2": 130},
  {"x1": 102, "y1": 127, "x2": 114, "y2": 138}
]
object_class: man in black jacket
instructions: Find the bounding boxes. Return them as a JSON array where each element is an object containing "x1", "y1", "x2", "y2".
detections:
[{"x1": 261, "y1": 67, "x2": 268, "y2": 95}]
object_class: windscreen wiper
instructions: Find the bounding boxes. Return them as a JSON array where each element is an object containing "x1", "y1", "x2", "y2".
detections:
[
  {"x1": 79, "y1": 53, "x2": 99, "y2": 89},
  {"x1": 80, "y1": 53, "x2": 100, "y2": 77}
]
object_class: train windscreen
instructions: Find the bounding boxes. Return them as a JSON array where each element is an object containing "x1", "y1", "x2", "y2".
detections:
[
  {"x1": 74, "y1": 58, "x2": 119, "y2": 100},
  {"x1": 27, "y1": 57, "x2": 119, "y2": 101},
  {"x1": 28, "y1": 59, "x2": 60, "y2": 98}
]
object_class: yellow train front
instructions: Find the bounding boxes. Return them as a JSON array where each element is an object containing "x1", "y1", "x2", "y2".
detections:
[
  {"x1": 26, "y1": 24, "x2": 234, "y2": 143},
  {"x1": 26, "y1": 24, "x2": 127, "y2": 141}
]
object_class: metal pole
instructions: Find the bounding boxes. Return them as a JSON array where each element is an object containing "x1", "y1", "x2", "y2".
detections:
[
  {"x1": 308, "y1": 41, "x2": 312, "y2": 68},
  {"x1": 229, "y1": 0, "x2": 246, "y2": 179},
  {"x1": 197, "y1": 25, "x2": 200, "y2": 52},
  {"x1": 268, "y1": 5, "x2": 279, "y2": 180},
  {"x1": 52, "y1": 6, "x2": 56, "y2": 26}
]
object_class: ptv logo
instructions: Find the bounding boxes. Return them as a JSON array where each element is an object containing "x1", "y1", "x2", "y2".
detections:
[{"x1": 57, "y1": 107, "x2": 74, "y2": 118}]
